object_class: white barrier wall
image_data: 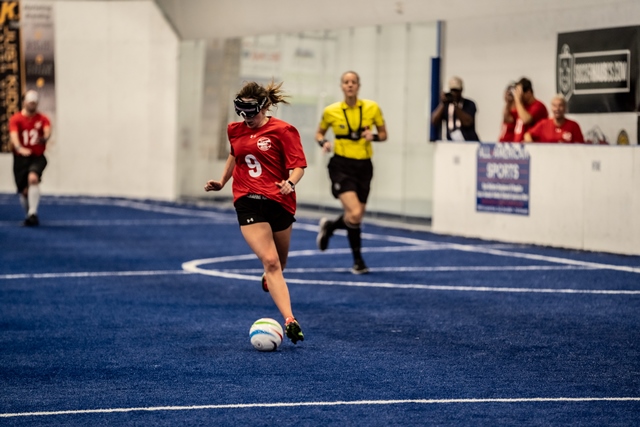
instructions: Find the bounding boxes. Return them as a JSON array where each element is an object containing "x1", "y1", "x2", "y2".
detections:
[
  {"x1": 0, "y1": 1, "x2": 179, "y2": 200},
  {"x1": 432, "y1": 143, "x2": 640, "y2": 255}
]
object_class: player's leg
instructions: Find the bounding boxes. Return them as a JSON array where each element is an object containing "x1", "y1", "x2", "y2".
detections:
[
  {"x1": 260, "y1": 226, "x2": 291, "y2": 293},
  {"x1": 25, "y1": 157, "x2": 47, "y2": 225},
  {"x1": 317, "y1": 156, "x2": 349, "y2": 250},
  {"x1": 27, "y1": 171, "x2": 41, "y2": 216},
  {"x1": 241, "y1": 222, "x2": 304, "y2": 343},
  {"x1": 13, "y1": 155, "x2": 30, "y2": 218},
  {"x1": 338, "y1": 191, "x2": 369, "y2": 274},
  {"x1": 240, "y1": 222, "x2": 293, "y2": 319}
]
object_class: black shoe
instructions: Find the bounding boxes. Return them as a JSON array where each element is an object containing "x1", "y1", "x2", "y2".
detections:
[
  {"x1": 285, "y1": 317, "x2": 304, "y2": 344},
  {"x1": 351, "y1": 259, "x2": 369, "y2": 275},
  {"x1": 260, "y1": 273, "x2": 269, "y2": 293},
  {"x1": 23, "y1": 214, "x2": 39, "y2": 227},
  {"x1": 316, "y1": 217, "x2": 332, "y2": 251}
]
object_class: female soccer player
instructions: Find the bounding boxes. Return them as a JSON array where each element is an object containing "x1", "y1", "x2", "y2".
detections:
[
  {"x1": 204, "y1": 81, "x2": 306, "y2": 344},
  {"x1": 315, "y1": 71, "x2": 387, "y2": 274}
]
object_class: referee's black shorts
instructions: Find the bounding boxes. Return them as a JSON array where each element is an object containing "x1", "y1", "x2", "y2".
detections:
[
  {"x1": 328, "y1": 154, "x2": 373, "y2": 204},
  {"x1": 13, "y1": 154, "x2": 47, "y2": 193},
  {"x1": 234, "y1": 194, "x2": 296, "y2": 232}
]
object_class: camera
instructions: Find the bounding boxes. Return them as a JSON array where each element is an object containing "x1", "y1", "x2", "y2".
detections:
[{"x1": 444, "y1": 92, "x2": 454, "y2": 102}]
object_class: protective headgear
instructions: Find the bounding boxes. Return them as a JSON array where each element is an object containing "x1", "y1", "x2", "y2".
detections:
[{"x1": 234, "y1": 97, "x2": 267, "y2": 118}]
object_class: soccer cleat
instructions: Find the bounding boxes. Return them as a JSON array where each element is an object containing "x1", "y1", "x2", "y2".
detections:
[
  {"x1": 351, "y1": 259, "x2": 369, "y2": 275},
  {"x1": 261, "y1": 273, "x2": 269, "y2": 293},
  {"x1": 23, "y1": 214, "x2": 39, "y2": 227},
  {"x1": 316, "y1": 217, "x2": 332, "y2": 251},
  {"x1": 285, "y1": 317, "x2": 304, "y2": 344}
]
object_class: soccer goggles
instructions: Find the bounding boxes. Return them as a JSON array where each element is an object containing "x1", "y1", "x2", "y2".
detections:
[{"x1": 234, "y1": 97, "x2": 267, "y2": 118}]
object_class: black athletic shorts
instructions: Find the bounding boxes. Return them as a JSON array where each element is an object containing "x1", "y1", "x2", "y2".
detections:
[
  {"x1": 328, "y1": 154, "x2": 373, "y2": 203},
  {"x1": 13, "y1": 154, "x2": 47, "y2": 193},
  {"x1": 234, "y1": 194, "x2": 296, "y2": 232}
]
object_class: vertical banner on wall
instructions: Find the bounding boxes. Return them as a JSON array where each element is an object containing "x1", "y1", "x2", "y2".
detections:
[
  {"x1": 476, "y1": 143, "x2": 530, "y2": 216},
  {"x1": 21, "y1": 1, "x2": 55, "y2": 137},
  {"x1": 0, "y1": 0, "x2": 21, "y2": 153}
]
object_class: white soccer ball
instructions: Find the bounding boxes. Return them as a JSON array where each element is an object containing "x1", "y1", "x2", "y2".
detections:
[{"x1": 249, "y1": 318, "x2": 283, "y2": 352}]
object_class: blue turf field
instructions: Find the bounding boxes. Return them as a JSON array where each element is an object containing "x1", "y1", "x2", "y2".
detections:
[{"x1": 1, "y1": 194, "x2": 639, "y2": 426}]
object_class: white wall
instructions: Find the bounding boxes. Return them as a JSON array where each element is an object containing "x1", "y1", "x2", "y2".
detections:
[
  {"x1": 156, "y1": 0, "x2": 640, "y2": 147},
  {"x1": 0, "y1": 0, "x2": 179, "y2": 200},
  {"x1": 432, "y1": 143, "x2": 640, "y2": 255}
]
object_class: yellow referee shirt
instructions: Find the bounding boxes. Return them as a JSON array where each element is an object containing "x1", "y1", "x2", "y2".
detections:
[{"x1": 319, "y1": 99, "x2": 385, "y2": 160}]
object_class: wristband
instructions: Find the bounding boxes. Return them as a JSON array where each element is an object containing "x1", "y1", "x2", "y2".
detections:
[
  {"x1": 317, "y1": 139, "x2": 327, "y2": 148},
  {"x1": 372, "y1": 134, "x2": 380, "y2": 142},
  {"x1": 287, "y1": 180, "x2": 295, "y2": 191}
]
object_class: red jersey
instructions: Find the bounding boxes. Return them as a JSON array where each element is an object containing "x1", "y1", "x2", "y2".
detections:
[
  {"x1": 228, "y1": 117, "x2": 307, "y2": 215},
  {"x1": 9, "y1": 111, "x2": 50, "y2": 156},
  {"x1": 513, "y1": 99, "x2": 547, "y2": 142},
  {"x1": 498, "y1": 111, "x2": 517, "y2": 142},
  {"x1": 527, "y1": 118, "x2": 585, "y2": 143}
]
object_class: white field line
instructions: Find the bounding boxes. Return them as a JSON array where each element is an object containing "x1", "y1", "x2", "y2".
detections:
[
  {"x1": 0, "y1": 264, "x2": 592, "y2": 281},
  {"x1": 180, "y1": 266, "x2": 640, "y2": 295},
  {"x1": 0, "y1": 218, "x2": 234, "y2": 227},
  {"x1": 0, "y1": 270, "x2": 193, "y2": 280},
  {"x1": 2, "y1": 397, "x2": 639, "y2": 418}
]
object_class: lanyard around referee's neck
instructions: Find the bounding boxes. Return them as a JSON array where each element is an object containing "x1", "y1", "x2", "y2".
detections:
[{"x1": 342, "y1": 104, "x2": 363, "y2": 140}]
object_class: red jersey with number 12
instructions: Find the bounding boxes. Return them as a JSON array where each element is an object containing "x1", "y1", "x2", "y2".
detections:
[
  {"x1": 9, "y1": 112, "x2": 50, "y2": 156},
  {"x1": 228, "y1": 117, "x2": 307, "y2": 215}
]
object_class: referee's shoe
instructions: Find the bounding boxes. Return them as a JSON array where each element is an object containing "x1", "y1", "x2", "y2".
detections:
[
  {"x1": 316, "y1": 217, "x2": 332, "y2": 251},
  {"x1": 352, "y1": 258, "x2": 369, "y2": 275}
]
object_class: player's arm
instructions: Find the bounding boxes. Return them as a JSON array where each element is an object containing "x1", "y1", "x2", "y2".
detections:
[
  {"x1": 523, "y1": 132, "x2": 533, "y2": 142},
  {"x1": 276, "y1": 166, "x2": 305, "y2": 195},
  {"x1": 362, "y1": 124, "x2": 387, "y2": 142},
  {"x1": 41, "y1": 124, "x2": 51, "y2": 144},
  {"x1": 9, "y1": 129, "x2": 30, "y2": 156},
  {"x1": 315, "y1": 125, "x2": 331, "y2": 153},
  {"x1": 204, "y1": 154, "x2": 235, "y2": 192}
]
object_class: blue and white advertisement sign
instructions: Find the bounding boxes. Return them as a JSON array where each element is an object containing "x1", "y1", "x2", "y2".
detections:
[{"x1": 476, "y1": 143, "x2": 530, "y2": 215}]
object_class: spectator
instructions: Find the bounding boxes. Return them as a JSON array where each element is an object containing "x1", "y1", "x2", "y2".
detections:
[
  {"x1": 9, "y1": 90, "x2": 52, "y2": 226},
  {"x1": 431, "y1": 76, "x2": 479, "y2": 142},
  {"x1": 524, "y1": 95, "x2": 584, "y2": 143},
  {"x1": 498, "y1": 82, "x2": 516, "y2": 142},
  {"x1": 511, "y1": 77, "x2": 548, "y2": 142}
]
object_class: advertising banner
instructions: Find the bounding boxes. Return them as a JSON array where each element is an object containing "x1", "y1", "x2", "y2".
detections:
[
  {"x1": 557, "y1": 26, "x2": 639, "y2": 145},
  {"x1": 557, "y1": 26, "x2": 639, "y2": 114},
  {"x1": 476, "y1": 143, "x2": 530, "y2": 216},
  {"x1": 21, "y1": 1, "x2": 55, "y2": 135},
  {"x1": 0, "y1": 0, "x2": 21, "y2": 153}
]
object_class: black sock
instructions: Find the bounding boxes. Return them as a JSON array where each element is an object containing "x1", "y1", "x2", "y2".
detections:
[
  {"x1": 345, "y1": 221, "x2": 363, "y2": 262},
  {"x1": 328, "y1": 215, "x2": 346, "y2": 233}
]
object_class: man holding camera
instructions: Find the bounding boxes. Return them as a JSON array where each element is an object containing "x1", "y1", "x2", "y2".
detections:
[
  {"x1": 431, "y1": 76, "x2": 479, "y2": 142},
  {"x1": 508, "y1": 77, "x2": 547, "y2": 142}
]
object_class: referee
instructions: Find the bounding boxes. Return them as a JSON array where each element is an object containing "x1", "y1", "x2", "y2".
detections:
[{"x1": 315, "y1": 71, "x2": 387, "y2": 274}]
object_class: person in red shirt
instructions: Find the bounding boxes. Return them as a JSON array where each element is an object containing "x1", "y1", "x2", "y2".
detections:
[
  {"x1": 508, "y1": 77, "x2": 548, "y2": 142},
  {"x1": 498, "y1": 82, "x2": 516, "y2": 142},
  {"x1": 9, "y1": 90, "x2": 52, "y2": 226},
  {"x1": 204, "y1": 80, "x2": 307, "y2": 344},
  {"x1": 524, "y1": 95, "x2": 584, "y2": 143}
]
